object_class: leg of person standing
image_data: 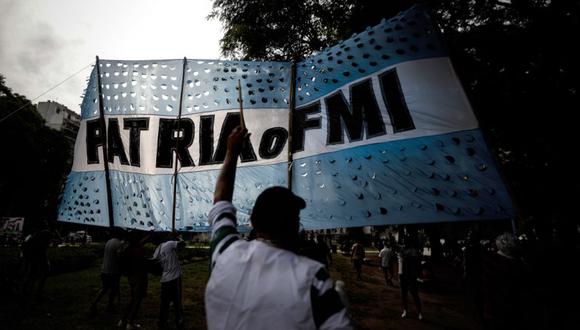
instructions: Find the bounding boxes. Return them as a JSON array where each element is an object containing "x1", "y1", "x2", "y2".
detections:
[
  {"x1": 108, "y1": 274, "x2": 121, "y2": 313},
  {"x1": 119, "y1": 280, "x2": 135, "y2": 328},
  {"x1": 127, "y1": 278, "x2": 147, "y2": 329},
  {"x1": 159, "y1": 277, "x2": 184, "y2": 329},
  {"x1": 387, "y1": 261, "x2": 395, "y2": 286},
  {"x1": 172, "y1": 277, "x2": 184, "y2": 329},
  {"x1": 408, "y1": 279, "x2": 423, "y2": 320},
  {"x1": 89, "y1": 273, "x2": 109, "y2": 315},
  {"x1": 354, "y1": 260, "x2": 362, "y2": 280},
  {"x1": 381, "y1": 267, "x2": 390, "y2": 286},
  {"x1": 123, "y1": 276, "x2": 147, "y2": 329},
  {"x1": 158, "y1": 280, "x2": 171, "y2": 329},
  {"x1": 400, "y1": 275, "x2": 409, "y2": 318}
]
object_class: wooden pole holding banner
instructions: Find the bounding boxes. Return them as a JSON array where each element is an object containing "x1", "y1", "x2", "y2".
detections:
[
  {"x1": 237, "y1": 79, "x2": 246, "y2": 130},
  {"x1": 95, "y1": 56, "x2": 115, "y2": 228},
  {"x1": 287, "y1": 63, "x2": 297, "y2": 191},
  {"x1": 171, "y1": 57, "x2": 188, "y2": 233}
]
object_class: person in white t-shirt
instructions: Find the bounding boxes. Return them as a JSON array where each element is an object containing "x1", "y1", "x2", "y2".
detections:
[
  {"x1": 205, "y1": 126, "x2": 352, "y2": 330},
  {"x1": 153, "y1": 233, "x2": 186, "y2": 329},
  {"x1": 378, "y1": 242, "x2": 395, "y2": 287}
]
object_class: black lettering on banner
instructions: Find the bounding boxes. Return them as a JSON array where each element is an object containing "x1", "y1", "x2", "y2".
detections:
[
  {"x1": 259, "y1": 127, "x2": 288, "y2": 159},
  {"x1": 379, "y1": 69, "x2": 415, "y2": 132},
  {"x1": 107, "y1": 118, "x2": 129, "y2": 165},
  {"x1": 211, "y1": 112, "x2": 257, "y2": 164},
  {"x1": 123, "y1": 118, "x2": 149, "y2": 167},
  {"x1": 326, "y1": 78, "x2": 386, "y2": 145},
  {"x1": 352, "y1": 79, "x2": 387, "y2": 137},
  {"x1": 199, "y1": 115, "x2": 217, "y2": 166},
  {"x1": 292, "y1": 102, "x2": 322, "y2": 152},
  {"x1": 86, "y1": 119, "x2": 103, "y2": 164},
  {"x1": 156, "y1": 118, "x2": 195, "y2": 168}
]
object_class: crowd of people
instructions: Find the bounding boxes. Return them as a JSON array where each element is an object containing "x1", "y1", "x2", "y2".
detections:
[
  {"x1": 345, "y1": 225, "x2": 579, "y2": 329},
  {"x1": 86, "y1": 230, "x2": 186, "y2": 330},
  {"x1": 13, "y1": 126, "x2": 579, "y2": 330},
  {"x1": 16, "y1": 213, "x2": 579, "y2": 329},
  {"x1": 82, "y1": 126, "x2": 351, "y2": 330}
]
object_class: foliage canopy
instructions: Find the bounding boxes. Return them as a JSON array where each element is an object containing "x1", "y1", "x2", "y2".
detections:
[
  {"x1": 210, "y1": 0, "x2": 580, "y2": 231},
  {"x1": 0, "y1": 75, "x2": 71, "y2": 227}
]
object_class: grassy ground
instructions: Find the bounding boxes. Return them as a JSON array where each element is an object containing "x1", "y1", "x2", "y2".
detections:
[
  {"x1": 0, "y1": 247, "x2": 209, "y2": 330},
  {"x1": 1, "y1": 247, "x2": 478, "y2": 330},
  {"x1": 329, "y1": 252, "x2": 479, "y2": 330}
]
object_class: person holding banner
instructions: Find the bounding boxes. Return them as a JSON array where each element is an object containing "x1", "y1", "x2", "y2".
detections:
[
  {"x1": 89, "y1": 228, "x2": 125, "y2": 316},
  {"x1": 152, "y1": 233, "x2": 186, "y2": 330},
  {"x1": 205, "y1": 126, "x2": 352, "y2": 330},
  {"x1": 118, "y1": 231, "x2": 149, "y2": 330}
]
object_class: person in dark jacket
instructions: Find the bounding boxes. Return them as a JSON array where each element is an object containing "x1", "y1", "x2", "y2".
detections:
[
  {"x1": 118, "y1": 231, "x2": 149, "y2": 330},
  {"x1": 398, "y1": 236, "x2": 423, "y2": 320}
]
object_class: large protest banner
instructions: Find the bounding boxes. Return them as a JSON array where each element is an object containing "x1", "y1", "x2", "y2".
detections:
[{"x1": 58, "y1": 6, "x2": 514, "y2": 231}]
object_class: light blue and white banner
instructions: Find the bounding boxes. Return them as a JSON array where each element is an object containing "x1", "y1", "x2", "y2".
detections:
[{"x1": 58, "y1": 6, "x2": 514, "y2": 231}]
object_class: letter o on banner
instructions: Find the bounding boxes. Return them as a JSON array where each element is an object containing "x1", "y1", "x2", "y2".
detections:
[{"x1": 259, "y1": 127, "x2": 288, "y2": 159}]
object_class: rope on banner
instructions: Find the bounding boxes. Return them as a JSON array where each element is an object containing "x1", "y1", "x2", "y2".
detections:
[{"x1": 0, "y1": 63, "x2": 92, "y2": 124}]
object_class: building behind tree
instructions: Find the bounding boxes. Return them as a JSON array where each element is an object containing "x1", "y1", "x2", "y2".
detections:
[{"x1": 36, "y1": 100, "x2": 80, "y2": 143}]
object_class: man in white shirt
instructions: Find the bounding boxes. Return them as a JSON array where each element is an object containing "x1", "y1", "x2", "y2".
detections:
[
  {"x1": 205, "y1": 126, "x2": 352, "y2": 330},
  {"x1": 378, "y1": 242, "x2": 395, "y2": 287},
  {"x1": 153, "y1": 234, "x2": 186, "y2": 329}
]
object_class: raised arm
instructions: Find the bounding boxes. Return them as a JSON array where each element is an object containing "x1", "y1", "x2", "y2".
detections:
[
  {"x1": 170, "y1": 232, "x2": 186, "y2": 250},
  {"x1": 213, "y1": 126, "x2": 248, "y2": 203}
]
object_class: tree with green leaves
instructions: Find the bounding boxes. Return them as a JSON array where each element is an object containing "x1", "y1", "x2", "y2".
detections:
[
  {"x1": 0, "y1": 74, "x2": 71, "y2": 230},
  {"x1": 209, "y1": 0, "x2": 399, "y2": 61},
  {"x1": 210, "y1": 0, "x2": 580, "y2": 235}
]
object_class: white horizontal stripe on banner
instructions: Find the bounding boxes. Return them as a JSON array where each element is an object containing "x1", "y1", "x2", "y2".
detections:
[{"x1": 72, "y1": 57, "x2": 476, "y2": 175}]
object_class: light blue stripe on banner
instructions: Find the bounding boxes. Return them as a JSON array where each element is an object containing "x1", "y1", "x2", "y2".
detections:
[
  {"x1": 175, "y1": 163, "x2": 288, "y2": 231},
  {"x1": 108, "y1": 171, "x2": 175, "y2": 231},
  {"x1": 293, "y1": 129, "x2": 514, "y2": 229},
  {"x1": 80, "y1": 67, "x2": 99, "y2": 120},
  {"x1": 58, "y1": 171, "x2": 110, "y2": 227},
  {"x1": 59, "y1": 163, "x2": 288, "y2": 231},
  {"x1": 296, "y1": 5, "x2": 447, "y2": 106},
  {"x1": 80, "y1": 6, "x2": 441, "y2": 119},
  {"x1": 59, "y1": 130, "x2": 512, "y2": 231},
  {"x1": 182, "y1": 60, "x2": 291, "y2": 114},
  {"x1": 81, "y1": 59, "x2": 291, "y2": 120},
  {"x1": 83, "y1": 59, "x2": 185, "y2": 120}
]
